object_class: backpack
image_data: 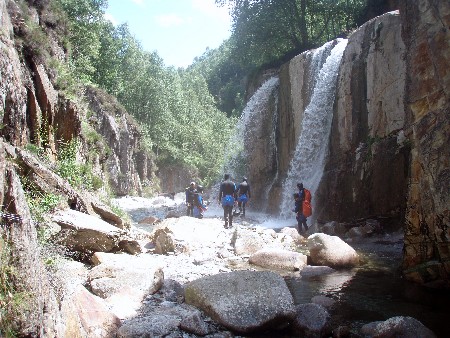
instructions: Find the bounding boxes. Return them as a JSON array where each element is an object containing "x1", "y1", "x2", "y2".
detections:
[
  {"x1": 302, "y1": 188, "x2": 312, "y2": 217},
  {"x1": 302, "y1": 200, "x2": 312, "y2": 218},
  {"x1": 304, "y1": 188, "x2": 312, "y2": 203}
]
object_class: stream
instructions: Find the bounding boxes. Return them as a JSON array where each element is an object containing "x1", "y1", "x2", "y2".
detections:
[{"x1": 114, "y1": 195, "x2": 450, "y2": 337}]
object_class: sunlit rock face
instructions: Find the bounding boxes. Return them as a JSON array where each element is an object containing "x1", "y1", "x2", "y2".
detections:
[
  {"x1": 398, "y1": 0, "x2": 450, "y2": 287},
  {"x1": 245, "y1": 2, "x2": 449, "y2": 286},
  {"x1": 252, "y1": 12, "x2": 408, "y2": 220},
  {"x1": 315, "y1": 11, "x2": 409, "y2": 224}
]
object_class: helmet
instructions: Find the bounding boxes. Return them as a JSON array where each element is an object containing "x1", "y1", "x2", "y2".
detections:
[
  {"x1": 197, "y1": 185, "x2": 204, "y2": 193},
  {"x1": 243, "y1": 176, "x2": 248, "y2": 181}
]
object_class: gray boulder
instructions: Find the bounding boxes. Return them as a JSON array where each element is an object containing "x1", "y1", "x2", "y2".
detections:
[
  {"x1": 292, "y1": 303, "x2": 331, "y2": 337},
  {"x1": 249, "y1": 248, "x2": 307, "y2": 271},
  {"x1": 52, "y1": 209, "x2": 122, "y2": 253},
  {"x1": 307, "y1": 233, "x2": 359, "y2": 268},
  {"x1": 360, "y1": 316, "x2": 436, "y2": 338},
  {"x1": 184, "y1": 270, "x2": 296, "y2": 334},
  {"x1": 88, "y1": 253, "x2": 164, "y2": 319}
]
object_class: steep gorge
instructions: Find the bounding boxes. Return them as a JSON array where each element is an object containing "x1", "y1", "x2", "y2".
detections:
[{"x1": 0, "y1": 0, "x2": 448, "y2": 335}]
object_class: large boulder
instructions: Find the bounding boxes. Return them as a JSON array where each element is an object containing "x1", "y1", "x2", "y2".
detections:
[
  {"x1": 184, "y1": 270, "x2": 296, "y2": 334},
  {"x1": 249, "y1": 248, "x2": 307, "y2": 271},
  {"x1": 52, "y1": 209, "x2": 123, "y2": 253},
  {"x1": 307, "y1": 233, "x2": 359, "y2": 268},
  {"x1": 360, "y1": 316, "x2": 436, "y2": 338},
  {"x1": 292, "y1": 303, "x2": 332, "y2": 337},
  {"x1": 70, "y1": 285, "x2": 121, "y2": 338},
  {"x1": 231, "y1": 226, "x2": 295, "y2": 255},
  {"x1": 88, "y1": 252, "x2": 164, "y2": 319}
]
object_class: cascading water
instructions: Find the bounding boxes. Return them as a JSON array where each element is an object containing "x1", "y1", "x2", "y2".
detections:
[
  {"x1": 222, "y1": 76, "x2": 279, "y2": 180},
  {"x1": 280, "y1": 38, "x2": 348, "y2": 218}
]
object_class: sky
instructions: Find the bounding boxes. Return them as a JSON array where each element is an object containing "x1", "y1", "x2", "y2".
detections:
[{"x1": 105, "y1": 0, "x2": 232, "y2": 68}]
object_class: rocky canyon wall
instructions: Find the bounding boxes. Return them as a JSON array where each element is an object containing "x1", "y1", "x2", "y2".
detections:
[
  {"x1": 398, "y1": 0, "x2": 450, "y2": 287},
  {"x1": 248, "y1": 2, "x2": 449, "y2": 286},
  {"x1": 0, "y1": 0, "x2": 156, "y2": 197},
  {"x1": 316, "y1": 11, "x2": 408, "y2": 225}
]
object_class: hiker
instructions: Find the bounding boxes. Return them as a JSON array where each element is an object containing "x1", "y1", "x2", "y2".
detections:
[
  {"x1": 293, "y1": 192, "x2": 308, "y2": 233},
  {"x1": 218, "y1": 174, "x2": 236, "y2": 228},
  {"x1": 185, "y1": 181, "x2": 197, "y2": 216},
  {"x1": 294, "y1": 182, "x2": 312, "y2": 233},
  {"x1": 193, "y1": 185, "x2": 208, "y2": 219},
  {"x1": 237, "y1": 176, "x2": 251, "y2": 217}
]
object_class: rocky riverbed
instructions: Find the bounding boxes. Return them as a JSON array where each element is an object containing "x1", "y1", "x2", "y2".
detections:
[{"x1": 49, "y1": 194, "x2": 442, "y2": 337}]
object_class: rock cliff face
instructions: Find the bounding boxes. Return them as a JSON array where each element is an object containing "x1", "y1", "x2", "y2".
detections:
[
  {"x1": 316, "y1": 11, "x2": 408, "y2": 224},
  {"x1": 247, "y1": 2, "x2": 449, "y2": 286},
  {"x1": 398, "y1": 0, "x2": 450, "y2": 287},
  {"x1": 84, "y1": 87, "x2": 158, "y2": 196},
  {"x1": 0, "y1": 0, "x2": 156, "y2": 197}
]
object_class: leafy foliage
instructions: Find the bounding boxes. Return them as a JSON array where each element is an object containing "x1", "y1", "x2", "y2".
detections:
[
  {"x1": 47, "y1": 0, "x2": 376, "y2": 188},
  {"x1": 0, "y1": 239, "x2": 30, "y2": 338},
  {"x1": 216, "y1": 0, "x2": 366, "y2": 68},
  {"x1": 56, "y1": 139, "x2": 102, "y2": 191}
]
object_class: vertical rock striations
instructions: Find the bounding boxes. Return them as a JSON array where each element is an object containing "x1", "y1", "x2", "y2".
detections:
[
  {"x1": 316, "y1": 11, "x2": 408, "y2": 224},
  {"x1": 399, "y1": 0, "x2": 450, "y2": 287}
]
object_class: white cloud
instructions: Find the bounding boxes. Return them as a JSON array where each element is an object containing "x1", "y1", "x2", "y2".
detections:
[
  {"x1": 104, "y1": 12, "x2": 118, "y2": 25},
  {"x1": 156, "y1": 14, "x2": 185, "y2": 28}
]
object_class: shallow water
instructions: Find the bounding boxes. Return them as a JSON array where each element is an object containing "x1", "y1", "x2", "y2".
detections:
[
  {"x1": 285, "y1": 239, "x2": 450, "y2": 337},
  {"x1": 114, "y1": 196, "x2": 450, "y2": 337}
]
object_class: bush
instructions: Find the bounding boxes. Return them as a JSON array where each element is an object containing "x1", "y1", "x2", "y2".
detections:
[{"x1": 0, "y1": 239, "x2": 30, "y2": 337}]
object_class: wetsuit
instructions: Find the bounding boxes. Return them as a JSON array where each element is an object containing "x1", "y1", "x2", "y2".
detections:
[
  {"x1": 185, "y1": 187, "x2": 197, "y2": 216},
  {"x1": 237, "y1": 180, "x2": 251, "y2": 216},
  {"x1": 294, "y1": 190, "x2": 308, "y2": 232},
  {"x1": 218, "y1": 178, "x2": 236, "y2": 228}
]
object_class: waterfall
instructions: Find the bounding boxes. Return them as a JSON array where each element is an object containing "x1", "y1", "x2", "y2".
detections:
[
  {"x1": 223, "y1": 76, "x2": 279, "y2": 180},
  {"x1": 280, "y1": 38, "x2": 348, "y2": 218}
]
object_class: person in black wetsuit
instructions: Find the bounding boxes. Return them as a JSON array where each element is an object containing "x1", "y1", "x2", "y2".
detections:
[
  {"x1": 237, "y1": 176, "x2": 251, "y2": 217},
  {"x1": 218, "y1": 174, "x2": 236, "y2": 228},
  {"x1": 293, "y1": 188, "x2": 308, "y2": 233},
  {"x1": 185, "y1": 181, "x2": 197, "y2": 216}
]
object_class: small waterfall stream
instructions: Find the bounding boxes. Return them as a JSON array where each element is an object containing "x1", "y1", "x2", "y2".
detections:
[
  {"x1": 280, "y1": 38, "x2": 348, "y2": 218},
  {"x1": 222, "y1": 76, "x2": 279, "y2": 180}
]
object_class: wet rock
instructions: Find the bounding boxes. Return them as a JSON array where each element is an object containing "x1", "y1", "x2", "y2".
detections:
[
  {"x1": 360, "y1": 316, "x2": 436, "y2": 338},
  {"x1": 300, "y1": 266, "x2": 336, "y2": 277},
  {"x1": 311, "y1": 295, "x2": 336, "y2": 309},
  {"x1": 292, "y1": 303, "x2": 332, "y2": 337}
]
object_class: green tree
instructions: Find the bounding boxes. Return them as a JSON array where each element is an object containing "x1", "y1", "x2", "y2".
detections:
[
  {"x1": 54, "y1": 0, "x2": 107, "y2": 83},
  {"x1": 216, "y1": 0, "x2": 366, "y2": 68}
]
